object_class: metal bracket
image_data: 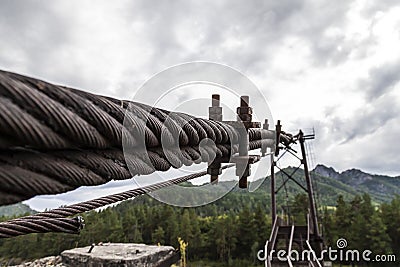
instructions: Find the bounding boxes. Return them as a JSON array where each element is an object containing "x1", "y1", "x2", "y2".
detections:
[
  {"x1": 207, "y1": 94, "x2": 274, "y2": 188},
  {"x1": 207, "y1": 94, "x2": 223, "y2": 183}
]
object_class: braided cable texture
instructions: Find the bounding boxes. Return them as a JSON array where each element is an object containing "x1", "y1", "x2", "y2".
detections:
[
  {"x1": 0, "y1": 70, "x2": 274, "y2": 205},
  {"x1": 0, "y1": 165, "x2": 234, "y2": 238}
]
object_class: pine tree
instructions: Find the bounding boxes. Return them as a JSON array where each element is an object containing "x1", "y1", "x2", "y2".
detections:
[
  {"x1": 152, "y1": 226, "x2": 165, "y2": 245},
  {"x1": 290, "y1": 193, "x2": 309, "y2": 225},
  {"x1": 236, "y1": 205, "x2": 256, "y2": 258},
  {"x1": 213, "y1": 215, "x2": 228, "y2": 261},
  {"x1": 381, "y1": 195, "x2": 400, "y2": 258},
  {"x1": 165, "y1": 210, "x2": 179, "y2": 246},
  {"x1": 332, "y1": 195, "x2": 351, "y2": 242},
  {"x1": 180, "y1": 209, "x2": 193, "y2": 242},
  {"x1": 253, "y1": 204, "x2": 269, "y2": 248}
]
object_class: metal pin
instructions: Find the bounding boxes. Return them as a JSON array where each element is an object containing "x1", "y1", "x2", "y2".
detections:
[{"x1": 88, "y1": 243, "x2": 95, "y2": 253}]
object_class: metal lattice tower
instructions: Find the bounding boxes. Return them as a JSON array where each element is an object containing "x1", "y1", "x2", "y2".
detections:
[{"x1": 266, "y1": 122, "x2": 325, "y2": 267}]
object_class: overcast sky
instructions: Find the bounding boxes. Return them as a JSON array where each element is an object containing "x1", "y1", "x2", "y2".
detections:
[{"x1": 1, "y1": 0, "x2": 399, "y2": 210}]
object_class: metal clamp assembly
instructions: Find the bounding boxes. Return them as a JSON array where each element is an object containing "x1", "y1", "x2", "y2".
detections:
[
  {"x1": 208, "y1": 94, "x2": 264, "y2": 188},
  {"x1": 208, "y1": 94, "x2": 223, "y2": 183},
  {"x1": 261, "y1": 119, "x2": 270, "y2": 156},
  {"x1": 228, "y1": 96, "x2": 259, "y2": 188},
  {"x1": 208, "y1": 94, "x2": 223, "y2": 122}
]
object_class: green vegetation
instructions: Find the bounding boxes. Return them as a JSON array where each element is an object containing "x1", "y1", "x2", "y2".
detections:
[
  {"x1": 322, "y1": 194, "x2": 398, "y2": 266},
  {"x1": 0, "y1": 203, "x2": 36, "y2": 217},
  {"x1": 0, "y1": 166, "x2": 399, "y2": 266},
  {"x1": 0, "y1": 193, "x2": 399, "y2": 266},
  {"x1": 0, "y1": 193, "x2": 271, "y2": 266}
]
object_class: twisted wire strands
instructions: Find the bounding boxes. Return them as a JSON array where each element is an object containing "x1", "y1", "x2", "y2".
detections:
[
  {"x1": 0, "y1": 70, "x2": 276, "y2": 238},
  {"x1": 0, "y1": 164, "x2": 234, "y2": 238},
  {"x1": 0, "y1": 70, "x2": 274, "y2": 205},
  {"x1": 0, "y1": 217, "x2": 84, "y2": 238}
]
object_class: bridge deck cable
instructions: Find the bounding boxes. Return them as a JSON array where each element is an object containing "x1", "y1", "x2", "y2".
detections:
[
  {"x1": 0, "y1": 164, "x2": 234, "y2": 238},
  {"x1": 0, "y1": 70, "x2": 274, "y2": 205}
]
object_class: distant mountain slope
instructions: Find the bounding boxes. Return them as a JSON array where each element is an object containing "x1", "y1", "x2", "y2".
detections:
[
  {"x1": 0, "y1": 165, "x2": 397, "y2": 218},
  {"x1": 191, "y1": 164, "x2": 399, "y2": 206},
  {"x1": 254, "y1": 166, "x2": 360, "y2": 206},
  {"x1": 0, "y1": 203, "x2": 36, "y2": 217},
  {"x1": 313, "y1": 164, "x2": 400, "y2": 203}
]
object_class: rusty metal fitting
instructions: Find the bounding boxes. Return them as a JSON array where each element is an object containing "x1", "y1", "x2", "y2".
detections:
[
  {"x1": 237, "y1": 113, "x2": 252, "y2": 123},
  {"x1": 235, "y1": 96, "x2": 251, "y2": 188},
  {"x1": 261, "y1": 119, "x2": 270, "y2": 156},
  {"x1": 210, "y1": 95, "x2": 262, "y2": 188},
  {"x1": 237, "y1": 96, "x2": 253, "y2": 122},
  {"x1": 207, "y1": 162, "x2": 222, "y2": 183},
  {"x1": 263, "y1": 119, "x2": 269, "y2": 130},
  {"x1": 223, "y1": 121, "x2": 260, "y2": 129},
  {"x1": 231, "y1": 155, "x2": 260, "y2": 188},
  {"x1": 209, "y1": 94, "x2": 223, "y2": 122},
  {"x1": 208, "y1": 94, "x2": 223, "y2": 183},
  {"x1": 209, "y1": 106, "x2": 223, "y2": 114},
  {"x1": 240, "y1": 95, "x2": 249, "y2": 107},
  {"x1": 211, "y1": 94, "x2": 220, "y2": 107},
  {"x1": 230, "y1": 155, "x2": 261, "y2": 165},
  {"x1": 237, "y1": 164, "x2": 250, "y2": 188},
  {"x1": 88, "y1": 243, "x2": 95, "y2": 253},
  {"x1": 209, "y1": 107, "x2": 223, "y2": 120},
  {"x1": 237, "y1": 107, "x2": 253, "y2": 116},
  {"x1": 275, "y1": 120, "x2": 282, "y2": 156}
]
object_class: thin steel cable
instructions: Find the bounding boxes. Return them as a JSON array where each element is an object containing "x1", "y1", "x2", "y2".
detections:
[
  {"x1": 0, "y1": 165, "x2": 234, "y2": 238},
  {"x1": 0, "y1": 217, "x2": 84, "y2": 238},
  {"x1": 13, "y1": 164, "x2": 235, "y2": 220}
]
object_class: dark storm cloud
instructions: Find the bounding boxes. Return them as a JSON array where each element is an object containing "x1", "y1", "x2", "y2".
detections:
[
  {"x1": 297, "y1": 100, "x2": 400, "y2": 175},
  {"x1": 329, "y1": 94, "x2": 399, "y2": 144},
  {"x1": 121, "y1": 0, "x2": 353, "y2": 76},
  {"x1": 361, "y1": 60, "x2": 400, "y2": 100},
  {"x1": 0, "y1": 0, "x2": 357, "y2": 95},
  {"x1": 359, "y1": 122, "x2": 400, "y2": 174},
  {"x1": 361, "y1": 0, "x2": 400, "y2": 16},
  {"x1": 0, "y1": 1, "x2": 74, "y2": 79},
  {"x1": 1, "y1": 0, "x2": 400, "y2": 209}
]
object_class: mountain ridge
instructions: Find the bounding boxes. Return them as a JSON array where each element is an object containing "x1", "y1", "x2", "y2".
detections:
[
  {"x1": 1, "y1": 164, "x2": 399, "y2": 216},
  {"x1": 313, "y1": 164, "x2": 400, "y2": 203},
  {"x1": 0, "y1": 203, "x2": 37, "y2": 217}
]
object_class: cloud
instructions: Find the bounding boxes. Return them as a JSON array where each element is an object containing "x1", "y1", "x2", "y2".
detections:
[
  {"x1": 1, "y1": 0, "x2": 400, "y2": 208},
  {"x1": 361, "y1": 60, "x2": 400, "y2": 100},
  {"x1": 337, "y1": 94, "x2": 399, "y2": 143}
]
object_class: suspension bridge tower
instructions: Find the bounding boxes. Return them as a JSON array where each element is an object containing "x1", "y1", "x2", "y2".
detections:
[{"x1": 266, "y1": 121, "x2": 326, "y2": 267}]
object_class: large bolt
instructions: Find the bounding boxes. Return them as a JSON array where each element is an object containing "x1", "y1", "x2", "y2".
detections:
[
  {"x1": 208, "y1": 94, "x2": 223, "y2": 183},
  {"x1": 209, "y1": 94, "x2": 223, "y2": 121},
  {"x1": 275, "y1": 120, "x2": 282, "y2": 156},
  {"x1": 88, "y1": 243, "x2": 95, "y2": 253},
  {"x1": 237, "y1": 164, "x2": 251, "y2": 188},
  {"x1": 212, "y1": 94, "x2": 220, "y2": 107},
  {"x1": 237, "y1": 95, "x2": 251, "y2": 188},
  {"x1": 237, "y1": 96, "x2": 252, "y2": 123},
  {"x1": 263, "y1": 119, "x2": 269, "y2": 130},
  {"x1": 207, "y1": 162, "x2": 222, "y2": 184},
  {"x1": 261, "y1": 119, "x2": 269, "y2": 156},
  {"x1": 240, "y1": 95, "x2": 249, "y2": 107}
]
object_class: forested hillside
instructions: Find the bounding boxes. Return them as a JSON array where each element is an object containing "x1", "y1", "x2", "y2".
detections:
[
  {"x1": 0, "y1": 203, "x2": 36, "y2": 217},
  {"x1": 1, "y1": 193, "x2": 399, "y2": 266},
  {"x1": 0, "y1": 166, "x2": 399, "y2": 266}
]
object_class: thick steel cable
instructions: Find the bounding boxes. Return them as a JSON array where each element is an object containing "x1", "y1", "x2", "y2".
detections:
[
  {"x1": 0, "y1": 70, "x2": 274, "y2": 205},
  {"x1": 0, "y1": 70, "x2": 270, "y2": 151},
  {"x1": 0, "y1": 141, "x2": 271, "y2": 205},
  {"x1": 0, "y1": 165, "x2": 234, "y2": 238}
]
